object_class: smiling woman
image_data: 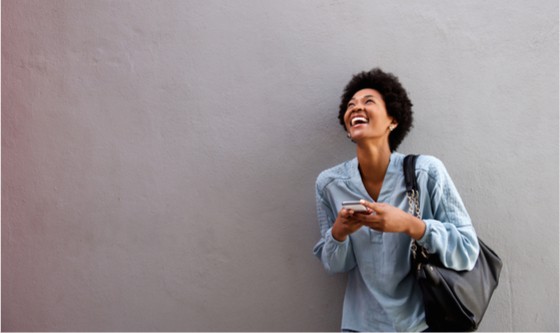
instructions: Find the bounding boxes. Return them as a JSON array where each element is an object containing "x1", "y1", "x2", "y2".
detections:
[
  {"x1": 344, "y1": 89, "x2": 397, "y2": 147},
  {"x1": 313, "y1": 68, "x2": 480, "y2": 332},
  {"x1": 338, "y1": 68, "x2": 414, "y2": 152}
]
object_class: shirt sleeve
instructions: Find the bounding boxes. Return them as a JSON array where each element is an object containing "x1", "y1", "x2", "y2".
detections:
[
  {"x1": 416, "y1": 157, "x2": 480, "y2": 271},
  {"x1": 312, "y1": 180, "x2": 357, "y2": 274}
]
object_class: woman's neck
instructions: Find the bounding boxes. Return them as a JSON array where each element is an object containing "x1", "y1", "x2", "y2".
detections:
[{"x1": 356, "y1": 143, "x2": 392, "y2": 184}]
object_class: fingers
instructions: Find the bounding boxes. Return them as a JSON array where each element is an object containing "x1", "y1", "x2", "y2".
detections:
[
  {"x1": 354, "y1": 212, "x2": 382, "y2": 225},
  {"x1": 338, "y1": 204, "x2": 382, "y2": 229},
  {"x1": 360, "y1": 200, "x2": 381, "y2": 213},
  {"x1": 338, "y1": 209, "x2": 356, "y2": 226},
  {"x1": 339, "y1": 208, "x2": 371, "y2": 227},
  {"x1": 359, "y1": 199, "x2": 375, "y2": 208},
  {"x1": 340, "y1": 207, "x2": 370, "y2": 217},
  {"x1": 339, "y1": 208, "x2": 354, "y2": 218}
]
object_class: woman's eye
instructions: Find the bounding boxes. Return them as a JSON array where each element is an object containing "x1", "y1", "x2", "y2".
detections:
[
  {"x1": 347, "y1": 103, "x2": 355, "y2": 109},
  {"x1": 365, "y1": 99, "x2": 374, "y2": 104}
]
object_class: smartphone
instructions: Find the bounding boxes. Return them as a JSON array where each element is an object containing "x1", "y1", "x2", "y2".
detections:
[{"x1": 341, "y1": 200, "x2": 368, "y2": 213}]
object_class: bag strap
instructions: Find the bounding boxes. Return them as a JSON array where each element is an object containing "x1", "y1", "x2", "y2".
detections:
[
  {"x1": 404, "y1": 154, "x2": 430, "y2": 260},
  {"x1": 403, "y1": 155, "x2": 421, "y2": 219},
  {"x1": 403, "y1": 154, "x2": 419, "y2": 194}
]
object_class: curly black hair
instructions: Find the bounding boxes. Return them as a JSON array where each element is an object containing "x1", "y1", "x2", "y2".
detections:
[{"x1": 338, "y1": 68, "x2": 413, "y2": 152}]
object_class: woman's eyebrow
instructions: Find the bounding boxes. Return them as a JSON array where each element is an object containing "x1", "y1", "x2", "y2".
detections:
[{"x1": 349, "y1": 95, "x2": 376, "y2": 102}]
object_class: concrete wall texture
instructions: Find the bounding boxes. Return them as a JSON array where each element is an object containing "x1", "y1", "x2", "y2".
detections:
[{"x1": 2, "y1": 0, "x2": 558, "y2": 331}]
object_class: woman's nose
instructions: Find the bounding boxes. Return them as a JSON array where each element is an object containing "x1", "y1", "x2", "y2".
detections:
[{"x1": 353, "y1": 104, "x2": 364, "y2": 111}]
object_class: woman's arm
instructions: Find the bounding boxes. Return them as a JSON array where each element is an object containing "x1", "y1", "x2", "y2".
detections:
[
  {"x1": 415, "y1": 156, "x2": 479, "y2": 271},
  {"x1": 312, "y1": 183, "x2": 357, "y2": 274}
]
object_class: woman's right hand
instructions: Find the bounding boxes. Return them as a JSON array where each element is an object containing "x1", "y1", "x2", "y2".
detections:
[{"x1": 331, "y1": 208, "x2": 366, "y2": 241}]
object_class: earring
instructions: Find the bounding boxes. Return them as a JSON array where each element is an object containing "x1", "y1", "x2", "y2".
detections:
[
  {"x1": 389, "y1": 124, "x2": 396, "y2": 131},
  {"x1": 347, "y1": 132, "x2": 352, "y2": 139}
]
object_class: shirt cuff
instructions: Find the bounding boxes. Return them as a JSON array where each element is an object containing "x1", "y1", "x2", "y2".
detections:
[{"x1": 416, "y1": 219, "x2": 432, "y2": 250}]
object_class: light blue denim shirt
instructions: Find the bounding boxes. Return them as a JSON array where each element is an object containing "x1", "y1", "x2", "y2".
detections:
[{"x1": 313, "y1": 152, "x2": 479, "y2": 332}]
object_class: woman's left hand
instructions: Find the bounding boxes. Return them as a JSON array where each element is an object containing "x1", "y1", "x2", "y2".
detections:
[{"x1": 356, "y1": 200, "x2": 427, "y2": 240}]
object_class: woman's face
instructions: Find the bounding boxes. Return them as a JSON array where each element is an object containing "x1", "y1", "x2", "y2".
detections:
[{"x1": 343, "y1": 88, "x2": 396, "y2": 144}]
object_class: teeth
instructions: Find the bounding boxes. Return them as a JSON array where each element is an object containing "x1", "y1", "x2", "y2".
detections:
[{"x1": 351, "y1": 117, "x2": 368, "y2": 126}]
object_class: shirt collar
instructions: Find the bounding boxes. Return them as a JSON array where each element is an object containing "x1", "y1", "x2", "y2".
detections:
[{"x1": 349, "y1": 152, "x2": 404, "y2": 201}]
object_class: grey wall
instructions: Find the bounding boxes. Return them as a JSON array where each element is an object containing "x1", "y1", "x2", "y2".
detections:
[{"x1": 2, "y1": 0, "x2": 558, "y2": 331}]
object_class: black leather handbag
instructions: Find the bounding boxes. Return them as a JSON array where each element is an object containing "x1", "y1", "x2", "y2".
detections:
[{"x1": 403, "y1": 155, "x2": 503, "y2": 332}]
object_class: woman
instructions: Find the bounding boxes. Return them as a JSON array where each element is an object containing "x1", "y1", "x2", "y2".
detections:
[{"x1": 313, "y1": 68, "x2": 480, "y2": 332}]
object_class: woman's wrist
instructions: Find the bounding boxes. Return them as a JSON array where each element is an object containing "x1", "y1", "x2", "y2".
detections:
[
  {"x1": 331, "y1": 225, "x2": 348, "y2": 242},
  {"x1": 407, "y1": 215, "x2": 426, "y2": 240}
]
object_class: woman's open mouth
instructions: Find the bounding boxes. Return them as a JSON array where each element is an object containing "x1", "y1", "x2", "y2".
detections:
[{"x1": 351, "y1": 117, "x2": 369, "y2": 127}]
